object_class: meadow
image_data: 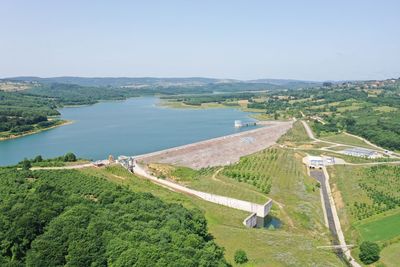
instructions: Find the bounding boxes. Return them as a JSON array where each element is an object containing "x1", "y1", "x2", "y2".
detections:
[
  {"x1": 320, "y1": 133, "x2": 378, "y2": 150},
  {"x1": 355, "y1": 211, "x2": 400, "y2": 242}
]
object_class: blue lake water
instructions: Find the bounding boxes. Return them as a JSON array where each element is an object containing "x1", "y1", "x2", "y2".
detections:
[{"x1": 0, "y1": 97, "x2": 258, "y2": 166}]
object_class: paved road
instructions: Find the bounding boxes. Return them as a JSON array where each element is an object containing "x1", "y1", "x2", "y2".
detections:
[
  {"x1": 309, "y1": 168, "x2": 361, "y2": 267},
  {"x1": 309, "y1": 170, "x2": 338, "y2": 242}
]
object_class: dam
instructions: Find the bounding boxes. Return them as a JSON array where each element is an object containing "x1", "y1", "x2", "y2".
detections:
[
  {"x1": 118, "y1": 120, "x2": 293, "y2": 227},
  {"x1": 136, "y1": 120, "x2": 293, "y2": 169}
]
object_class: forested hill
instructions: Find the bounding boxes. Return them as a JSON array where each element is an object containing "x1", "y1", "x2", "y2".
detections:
[
  {"x1": 0, "y1": 167, "x2": 228, "y2": 266},
  {"x1": 3, "y1": 76, "x2": 319, "y2": 89}
]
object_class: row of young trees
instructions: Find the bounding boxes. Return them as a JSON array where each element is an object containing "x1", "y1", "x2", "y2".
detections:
[
  {"x1": 223, "y1": 148, "x2": 281, "y2": 194},
  {"x1": 349, "y1": 165, "x2": 400, "y2": 220}
]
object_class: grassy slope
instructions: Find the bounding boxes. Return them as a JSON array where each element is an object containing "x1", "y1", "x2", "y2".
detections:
[
  {"x1": 328, "y1": 165, "x2": 400, "y2": 265},
  {"x1": 380, "y1": 242, "x2": 400, "y2": 267},
  {"x1": 277, "y1": 120, "x2": 312, "y2": 145},
  {"x1": 81, "y1": 152, "x2": 343, "y2": 266},
  {"x1": 320, "y1": 133, "x2": 377, "y2": 150}
]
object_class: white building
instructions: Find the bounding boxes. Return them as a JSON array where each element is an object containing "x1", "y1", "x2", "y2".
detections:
[
  {"x1": 341, "y1": 148, "x2": 382, "y2": 159},
  {"x1": 307, "y1": 156, "x2": 324, "y2": 169},
  {"x1": 234, "y1": 120, "x2": 243, "y2": 128}
]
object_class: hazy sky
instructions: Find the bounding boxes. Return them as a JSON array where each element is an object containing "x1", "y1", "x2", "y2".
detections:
[{"x1": 1, "y1": 0, "x2": 399, "y2": 80}]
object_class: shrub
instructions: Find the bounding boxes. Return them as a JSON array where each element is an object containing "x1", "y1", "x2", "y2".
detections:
[
  {"x1": 234, "y1": 249, "x2": 248, "y2": 264},
  {"x1": 64, "y1": 152, "x2": 77, "y2": 162},
  {"x1": 359, "y1": 241, "x2": 380, "y2": 264},
  {"x1": 21, "y1": 158, "x2": 32, "y2": 170},
  {"x1": 33, "y1": 155, "x2": 43, "y2": 162}
]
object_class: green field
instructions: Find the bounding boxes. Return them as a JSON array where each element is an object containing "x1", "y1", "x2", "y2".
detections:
[
  {"x1": 321, "y1": 133, "x2": 377, "y2": 150},
  {"x1": 380, "y1": 242, "x2": 400, "y2": 267},
  {"x1": 277, "y1": 121, "x2": 311, "y2": 145},
  {"x1": 81, "y1": 153, "x2": 343, "y2": 266},
  {"x1": 355, "y1": 212, "x2": 400, "y2": 242}
]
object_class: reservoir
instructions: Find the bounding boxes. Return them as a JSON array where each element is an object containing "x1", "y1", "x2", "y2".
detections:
[{"x1": 0, "y1": 97, "x2": 258, "y2": 166}]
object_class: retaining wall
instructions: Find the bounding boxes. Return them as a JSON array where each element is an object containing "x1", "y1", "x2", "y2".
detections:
[
  {"x1": 133, "y1": 164, "x2": 272, "y2": 219},
  {"x1": 243, "y1": 213, "x2": 258, "y2": 227}
]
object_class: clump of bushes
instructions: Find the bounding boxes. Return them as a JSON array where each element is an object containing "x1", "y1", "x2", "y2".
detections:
[
  {"x1": 359, "y1": 241, "x2": 380, "y2": 264},
  {"x1": 63, "y1": 152, "x2": 77, "y2": 162},
  {"x1": 234, "y1": 249, "x2": 248, "y2": 264}
]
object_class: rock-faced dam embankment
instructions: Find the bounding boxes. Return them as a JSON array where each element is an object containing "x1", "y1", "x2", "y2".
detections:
[
  {"x1": 137, "y1": 121, "x2": 293, "y2": 169},
  {"x1": 132, "y1": 120, "x2": 292, "y2": 227}
]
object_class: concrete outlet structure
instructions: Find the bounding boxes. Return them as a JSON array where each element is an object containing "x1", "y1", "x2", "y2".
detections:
[{"x1": 243, "y1": 200, "x2": 273, "y2": 228}]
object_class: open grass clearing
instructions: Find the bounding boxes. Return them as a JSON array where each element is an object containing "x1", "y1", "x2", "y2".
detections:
[
  {"x1": 380, "y1": 242, "x2": 400, "y2": 267},
  {"x1": 373, "y1": 106, "x2": 398, "y2": 112},
  {"x1": 326, "y1": 145, "x2": 353, "y2": 151},
  {"x1": 277, "y1": 121, "x2": 311, "y2": 145},
  {"x1": 337, "y1": 102, "x2": 363, "y2": 112},
  {"x1": 354, "y1": 211, "x2": 400, "y2": 242},
  {"x1": 320, "y1": 133, "x2": 377, "y2": 149}
]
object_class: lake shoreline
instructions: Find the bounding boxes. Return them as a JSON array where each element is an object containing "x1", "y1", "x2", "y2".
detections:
[
  {"x1": 0, "y1": 96, "x2": 264, "y2": 166},
  {"x1": 0, "y1": 120, "x2": 73, "y2": 142}
]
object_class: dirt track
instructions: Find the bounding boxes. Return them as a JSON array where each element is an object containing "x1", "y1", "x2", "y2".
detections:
[{"x1": 137, "y1": 121, "x2": 293, "y2": 169}]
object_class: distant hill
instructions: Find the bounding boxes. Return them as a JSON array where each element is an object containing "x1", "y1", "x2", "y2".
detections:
[
  {"x1": 4, "y1": 76, "x2": 223, "y2": 87},
  {"x1": 247, "y1": 79, "x2": 322, "y2": 88},
  {"x1": 3, "y1": 76, "x2": 319, "y2": 89}
]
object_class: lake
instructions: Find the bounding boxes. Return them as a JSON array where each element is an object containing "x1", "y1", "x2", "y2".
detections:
[{"x1": 0, "y1": 97, "x2": 258, "y2": 166}]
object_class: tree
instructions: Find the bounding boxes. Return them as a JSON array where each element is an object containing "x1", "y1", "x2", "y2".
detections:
[
  {"x1": 323, "y1": 82, "x2": 333, "y2": 87},
  {"x1": 21, "y1": 158, "x2": 32, "y2": 170},
  {"x1": 234, "y1": 249, "x2": 248, "y2": 264},
  {"x1": 359, "y1": 241, "x2": 380, "y2": 264},
  {"x1": 33, "y1": 155, "x2": 43, "y2": 162},
  {"x1": 64, "y1": 152, "x2": 77, "y2": 162}
]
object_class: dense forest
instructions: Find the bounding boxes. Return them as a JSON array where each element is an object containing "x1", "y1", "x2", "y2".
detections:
[
  {"x1": 0, "y1": 167, "x2": 228, "y2": 266},
  {"x1": 0, "y1": 91, "x2": 62, "y2": 136}
]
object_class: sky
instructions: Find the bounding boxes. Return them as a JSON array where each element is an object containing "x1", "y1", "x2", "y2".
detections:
[{"x1": 1, "y1": 0, "x2": 399, "y2": 81}]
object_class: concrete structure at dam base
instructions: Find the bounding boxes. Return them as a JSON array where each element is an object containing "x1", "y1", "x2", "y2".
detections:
[{"x1": 243, "y1": 199, "x2": 273, "y2": 227}]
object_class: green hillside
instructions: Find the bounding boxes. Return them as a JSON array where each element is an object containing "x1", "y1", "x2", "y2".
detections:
[{"x1": 0, "y1": 167, "x2": 227, "y2": 266}]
